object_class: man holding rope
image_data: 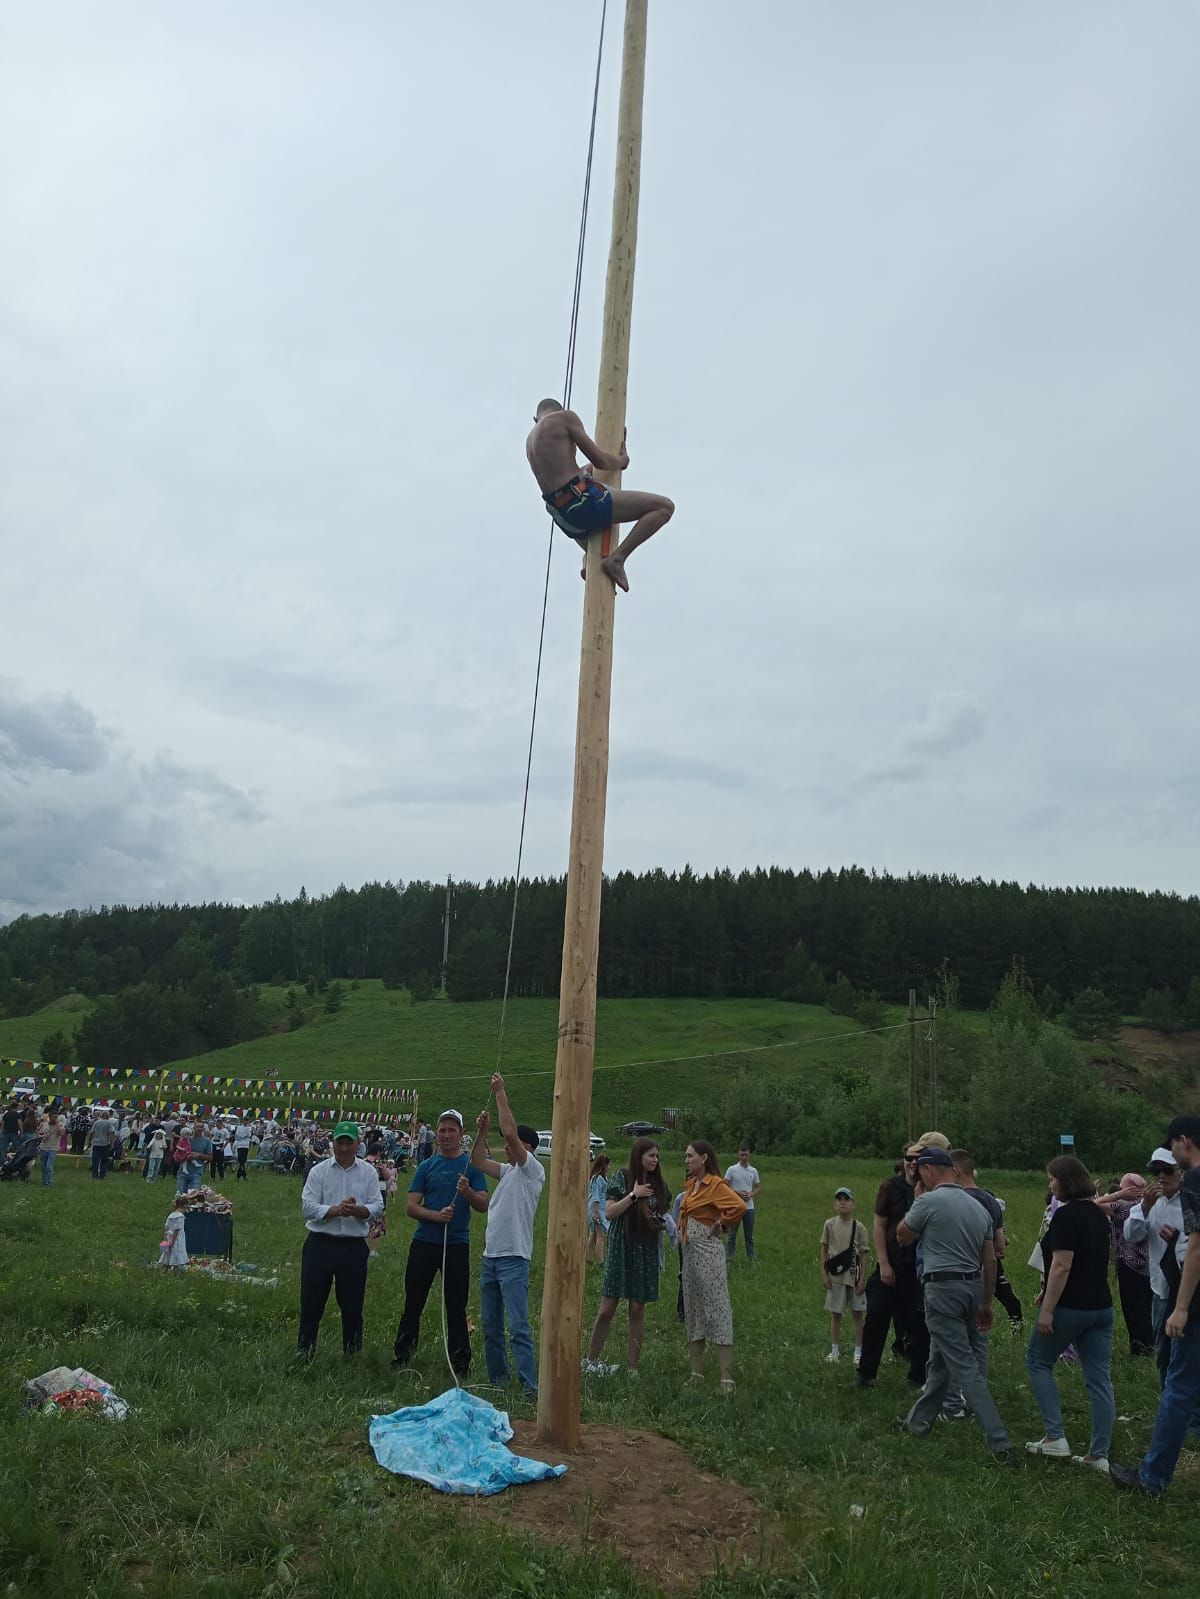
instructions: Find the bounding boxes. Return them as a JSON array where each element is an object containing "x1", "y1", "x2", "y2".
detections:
[
  {"x1": 470, "y1": 1074, "x2": 546, "y2": 1397},
  {"x1": 393, "y1": 1110, "x2": 489, "y2": 1377}
]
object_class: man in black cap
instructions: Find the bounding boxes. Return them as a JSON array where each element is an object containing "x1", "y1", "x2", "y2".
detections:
[
  {"x1": 893, "y1": 1147, "x2": 1016, "y2": 1464},
  {"x1": 856, "y1": 1142, "x2": 929, "y2": 1390}
]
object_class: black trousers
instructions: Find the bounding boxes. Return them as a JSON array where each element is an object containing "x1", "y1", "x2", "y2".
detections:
[
  {"x1": 298, "y1": 1232, "x2": 369, "y2": 1355},
  {"x1": 1116, "y1": 1259, "x2": 1154, "y2": 1355},
  {"x1": 236, "y1": 1147, "x2": 248, "y2": 1180},
  {"x1": 859, "y1": 1264, "x2": 928, "y2": 1383},
  {"x1": 393, "y1": 1239, "x2": 471, "y2": 1374},
  {"x1": 994, "y1": 1261, "x2": 1023, "y2": 1323},
  {"x1": 212, "y1": 1149, "x2": 225, "y2": 1179}
]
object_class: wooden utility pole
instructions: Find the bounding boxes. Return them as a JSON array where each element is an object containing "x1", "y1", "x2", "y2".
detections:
[
  {"x1": 907, "y1": 988, "x2": 918, "y2": 1142},
  {"x1": 927, "y1": 1000, "x2": 938, "y2": 1127},
  {"x1": 537, "y1": 0, "x2": 649, "y2": 1450},
  {"x1": 441, "y1": 875, "x2": 452, "y2": 992}
]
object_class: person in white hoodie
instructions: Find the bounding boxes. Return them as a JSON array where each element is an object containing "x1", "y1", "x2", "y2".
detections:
[{"x1": 1124, "y1": 1147, "x2": 1185, "y2": 1387}]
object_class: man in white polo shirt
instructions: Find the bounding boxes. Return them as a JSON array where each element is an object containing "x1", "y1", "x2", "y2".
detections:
[
  {"x1": 297, "y1": 1120, "x2": 383, "y2": 1358},
  {"x1": 470, "y1": 1072, "x2": 546, "y2": 1397},
  {"x1": 724, "y1": 1146, "x2": 761, "y2": 1262}
]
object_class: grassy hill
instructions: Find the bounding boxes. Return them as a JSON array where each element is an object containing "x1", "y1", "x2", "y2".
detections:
[
  {"x1": 167, "y1": 985, "x2": 901, "y2": 1127},
  {"x1": 5, "y1": 982, "x2": 1197, "y2": 1129},
  {"x1": 0, "y1": 984, "x2": 899, "y2": 1127}
]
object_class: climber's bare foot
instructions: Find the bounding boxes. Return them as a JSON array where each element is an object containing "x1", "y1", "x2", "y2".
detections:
[{"x1": 602, "y1": 554, "x2": 629, "y2": 593}]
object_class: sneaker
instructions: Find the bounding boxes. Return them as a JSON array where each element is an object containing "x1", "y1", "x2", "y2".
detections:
[
  {"x1": 825, "y1": 1348, "x2": 841, "y2": 1364},
  {"x1": 582, "y1": 1359, "x2": 618, "y2": 1376},
  {"x1": 1072, "y1": 1455, "x2": 1110, "y2": 1474},
  {"x1": 853, "y1": 1348, "x2": 862, "y2": 1365},
  {"x1": 1110, "y1": 1461, "x2": 1160, "y2": 1496},
  {"x1": 989, "y1": 1449, "x2": 1022, "y2": 1469},
  {"x1": 1025, "y1": 1437, "x2": 1071, "y2": 1457},
  {"x1": 627, "y1": 1367, "x2": 640, "y2": 1380}
]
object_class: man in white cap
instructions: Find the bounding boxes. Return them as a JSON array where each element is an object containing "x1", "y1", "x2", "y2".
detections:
[
  {"x1": 1123, "y1": 1147, "x2": 1185, "y2": 1388},
  {"x1": 392, "y1": 1109, "x2": 489, "y2": 1376}
]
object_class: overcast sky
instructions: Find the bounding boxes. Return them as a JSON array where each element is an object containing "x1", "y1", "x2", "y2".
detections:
[{"x1": 2, "y1": 1, "x2": 1198, "y2": 923}]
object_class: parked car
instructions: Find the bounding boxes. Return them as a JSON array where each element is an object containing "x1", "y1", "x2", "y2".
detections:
[
  {"x1": 616, "y1": 1120, "x2": 666, "y2": 1138},
  {"x1": 535, "y1": 1130, "x2": 606, "y2": 1161},
  {"x1": 10, "y1": 1076, "x2": 41, "y2": 1100}
]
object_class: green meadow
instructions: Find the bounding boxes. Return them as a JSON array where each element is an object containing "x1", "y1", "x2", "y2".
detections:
[
  {"x1": 0, "y1": 1142, "x2": 1188, "y2": 1599},
  {"x1": 0, "y1": 985, "x2": 905, "y2": 1129}
]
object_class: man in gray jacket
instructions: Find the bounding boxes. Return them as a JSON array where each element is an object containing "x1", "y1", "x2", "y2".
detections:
[{"x1": 894, "y1": 1147, "x2": 1016, "y2": 1465}]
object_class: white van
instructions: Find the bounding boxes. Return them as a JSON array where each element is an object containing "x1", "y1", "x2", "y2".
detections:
[{"x1": 536, "y1": 1130, "x2": 606, "y2": 1161}]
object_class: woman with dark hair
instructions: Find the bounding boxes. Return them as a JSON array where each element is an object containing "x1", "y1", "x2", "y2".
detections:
[
  {"x1": 679, "y1": 1141, "x2": 747, "y2": 1391},
  {"x1": 584, "y1": 1138, "x2": 670, "y2": 1375},
  {"x1": 586, "y1": 1154, "x2": 611, "y2": 1265},
  {"x1": 1025, "y1": 1155, "x2": 1115, "y2": 1472}
]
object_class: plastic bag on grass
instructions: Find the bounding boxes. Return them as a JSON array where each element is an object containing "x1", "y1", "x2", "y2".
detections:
[{"x1": 26, "y1": 1366, "x2": 130, "y2": 1421}]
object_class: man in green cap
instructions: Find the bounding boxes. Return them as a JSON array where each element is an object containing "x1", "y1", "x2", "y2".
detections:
[{"x1": 298, "y1": 1120, "x2": 383, "y2": 1358}]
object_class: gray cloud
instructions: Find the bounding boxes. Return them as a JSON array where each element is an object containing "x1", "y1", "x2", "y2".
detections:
[
  {"x1": 862, "y1": 692, "x2": 985, "y2": 786},
  {"x1": 0, "y1": 682, "x2": 265, "y2": 919},
  {"x1": 0, "y1": 678, "x2": 111, "y2": 776}
]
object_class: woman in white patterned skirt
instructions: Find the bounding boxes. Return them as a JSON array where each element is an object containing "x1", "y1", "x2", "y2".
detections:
[{"x1": 679, "y1": 1141, "x2": 747, "y2": 1392}]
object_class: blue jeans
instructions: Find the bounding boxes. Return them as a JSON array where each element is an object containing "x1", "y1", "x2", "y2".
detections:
[
  {"x1": 480, "y1": 1255, "x2": 537, "y2": 1392},
  {"x1": 725, "y1": 1208, "x2": 756, "y2": 1261},
  {"x1": 177, "y1": 1160, "x2": 202, "y2": 1194},
  {"x1": 1025, "y1": 1305, "x2": 1114, "y2": 1458},
  {"x1": 1139, "y1": 1309, "x2": 1200, "y2": 1493},
  {"x1": 39, "y1": 1150, "x2": 56, "y2": 1186}
]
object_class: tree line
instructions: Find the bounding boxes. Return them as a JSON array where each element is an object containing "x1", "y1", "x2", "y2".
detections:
[{"x1": 4, "y1": 867, "x2": 1200, "y2": 1027}]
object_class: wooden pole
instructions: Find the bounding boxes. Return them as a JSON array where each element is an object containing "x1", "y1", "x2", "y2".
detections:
[
  {"x1": 927, "y1": 1001, "x2": 937, "y2": 1127},
  {"x1": 907, "y1": 989, "x2": 917, "y2": 1142},
  {"x1": 537, "y1": 0, "x2": 649, "y2": 1450}
]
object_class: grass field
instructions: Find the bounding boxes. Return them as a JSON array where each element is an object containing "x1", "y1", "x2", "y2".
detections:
[
  {"x1": 0, "y1": 1150, "x2": 1190, "y2": 1599},
  {"x1": 0, "y1": 987, "x2": 903, "y2": 1129}
]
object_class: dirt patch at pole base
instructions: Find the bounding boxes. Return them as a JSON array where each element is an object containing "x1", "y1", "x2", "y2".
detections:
[{"x1": 448, "y1": 1421, "x2": 776, "y2": 1593}]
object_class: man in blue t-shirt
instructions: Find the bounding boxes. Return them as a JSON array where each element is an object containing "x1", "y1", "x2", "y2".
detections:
[{"x1": 392, "y1": 1109, "x2": 489, "y2": 1375}]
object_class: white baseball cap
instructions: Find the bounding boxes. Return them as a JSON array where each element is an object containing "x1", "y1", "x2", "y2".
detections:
[
  {"x1": 438, "y1": 1108, "x2": 464, "y2": 1127},
  {"x1": 1149, "y1": 1146, "x2": 1178, "y2": 1168}
]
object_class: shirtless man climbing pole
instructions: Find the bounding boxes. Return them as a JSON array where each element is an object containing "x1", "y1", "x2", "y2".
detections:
[{"x1": 526, "y1": 399, "x2": 673, "y2": 593}]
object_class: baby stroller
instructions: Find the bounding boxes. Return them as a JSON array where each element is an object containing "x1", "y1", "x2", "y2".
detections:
[{"x1": 0, "y1": 1132, "x2": 39, "y2": 1182}]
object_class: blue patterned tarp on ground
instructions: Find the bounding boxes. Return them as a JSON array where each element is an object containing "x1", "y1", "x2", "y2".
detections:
[{"x1": 369, "y1": 1387, "x2": 568, "y2": 1496}]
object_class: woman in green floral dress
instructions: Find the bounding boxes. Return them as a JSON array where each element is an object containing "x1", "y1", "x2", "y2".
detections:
[{"x1": 585, "y1": 1138, "x2": 671, "y2": 1373}]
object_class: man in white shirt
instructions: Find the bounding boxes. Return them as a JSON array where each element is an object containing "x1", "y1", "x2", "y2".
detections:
[
  {"x1": 297, "y1": 1120, "x2": 384, "y2": 1358},
  {"x1": 724, "y1": 1147, "x2": 761, "y2": 1262},
  {"x1": 470, "y1": 1073, "x2": 546, "y2": 1396},
  {"x1": 1125, "y1": 1146, "x2": 1185, "y2": 1387}
]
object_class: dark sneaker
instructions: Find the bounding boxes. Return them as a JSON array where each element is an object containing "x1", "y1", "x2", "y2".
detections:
[
  {"x1": 989, "y1": 1449, "x2": 1022, "y2": 1468},
  {"x1": 854, "y1": 1376, "x2": 876, "y2": 1389},
  {"x1": 1110, "y1": 1461, "x2": 1160, "y2": 1496}
]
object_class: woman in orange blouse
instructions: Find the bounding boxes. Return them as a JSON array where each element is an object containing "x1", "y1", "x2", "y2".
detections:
[{"x1": 679, "y1": 1141, "x2": 747, "y2": 1391}]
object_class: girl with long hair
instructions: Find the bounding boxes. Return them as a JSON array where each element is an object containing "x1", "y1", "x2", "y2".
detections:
[
  {"x1": 679, "y1": 1141, "x2": 747, "y2": 1392},
  {"x1": 585, "y1": 1138, "x2": 670, "y2": 1374}
]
